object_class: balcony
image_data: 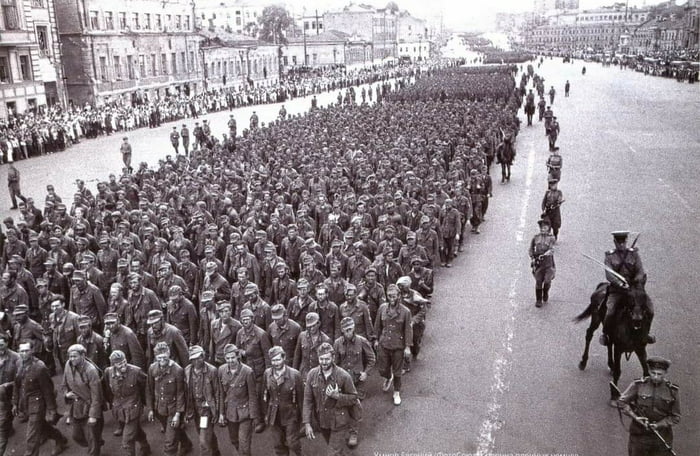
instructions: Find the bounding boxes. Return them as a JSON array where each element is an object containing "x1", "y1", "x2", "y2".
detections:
[{"x1": 0, "y1": 29, "x2": 34, "y2": 45}]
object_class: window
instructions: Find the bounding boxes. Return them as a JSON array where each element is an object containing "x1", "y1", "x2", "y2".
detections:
[
  {"x1": 161, "y1": 53, "x2": 168, "y2": 74},
  {"x1": 216, "y1": 61, "x2": 221, "y2": 75},
  {"x1": 151, "y1": 53, "x2": 157, "y2": 75},
  {"x1": 166, "y1": 14, "x2": 171, "y2": 28},
  {"x1": 119, "y1": 12, "x2": 127, "y2": 30},
  {"x1": 180, "y1": 52, "x2": 186, "y2": 71},
  {"x1": 184, "y1": 15, "x2": 190, "y2": 30},
  {"x1": 304, "y1": 21, "x2": 309, "y2": 30},
  {"x1": 90, "y1": 10, "x2": 99, "y2": 29},
  {"x1": 2, "y1": 1, "x2": 19, "y2": 30},
  {"x1": 156, "y1": 14, "x2": 162, "y2": 30},
  {"x1": 189, "y1": 51, "x2": 195, "y2": 70},
  {"x1": 105, "y1": 12, "x2": 114, "y2": 30},
  {"x1": 36, "y1": 25, "x2": 49, "y2": 56},
  {"x1": 31, "y1": 0, "x2": 45, "y2": 7},
  {"x1": 99, "y1": 56, "x2": 107, "y2": 80},
  {"x1": 114, "y1": 56, "x2": 121, "y2": 78},
  {"x1": 144, "y1": 13, "x2": 151, "y2": 30},
  {"x1": 236, "y1": 17, "x2": 241, "y2": 26},
  {"x1": 127, "y1": 55, "x2": 134, "y2": 78},
  {"x1": 171, "y1": 52, "x2": 177, "y2": 73},
  {"x1": 0, "y1": 57, "x2": 9, "y2": 83},
  {"x1": 19, "y1": 55, "x2": 32, "y2": 80},
  {"x1": 139, "y1": 55, "x2": 146, "y2": 77},
  {"x1": 132, "y1": 12, "x2": 139, "y2": 30},
  {"x1": 176, "y1": 15, "x2": 181, "y2": 30}
]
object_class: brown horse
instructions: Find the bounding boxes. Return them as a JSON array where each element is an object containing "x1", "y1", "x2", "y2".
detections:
[{"x1": 574, "y1": 283, "x2": 653, "y2": 405}]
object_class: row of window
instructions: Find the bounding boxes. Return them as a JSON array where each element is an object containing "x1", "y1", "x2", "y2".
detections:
[
  {"x1": 206, "y1": 55, "x2": 273, "y2": 78},
  {"x1": 88, "y1": 11, "x2": 191, "y2": 32},
  {"x1": 533, "y1": 28, "x2": 622, "y2": 35},
  {"x1": 97, "y1": 51, "x2": 196, "y2": 81},
  {"x1": 577, "y1": 13, "x2": 645, "y2": 22},
  {"x1": 0, "y1": 54, "x2": 33, "y2": 83}
]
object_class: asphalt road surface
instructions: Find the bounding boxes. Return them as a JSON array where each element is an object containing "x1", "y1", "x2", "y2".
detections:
[{"x1": 1, "y1": 60, "x2": 699, "y2": 455}]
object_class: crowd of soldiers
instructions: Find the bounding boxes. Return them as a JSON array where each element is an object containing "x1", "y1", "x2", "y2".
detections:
[
  {"x1": 0, "y1": 64, "x2": 418, "y2": 165},
  {"x1": 0, "y1": 64, "x2": 521, "y2": 456}
]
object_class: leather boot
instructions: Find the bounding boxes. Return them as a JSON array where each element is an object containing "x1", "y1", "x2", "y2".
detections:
[
  {"x1": 535, "y1": 288, "x2": 543, "y2": 308},
  {"x1": 542, "y1": 284, "x2": 550, "y2": 303}
]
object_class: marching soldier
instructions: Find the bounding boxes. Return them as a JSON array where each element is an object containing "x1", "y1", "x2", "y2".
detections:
[
  {"x1": 293, "y1": 312, "x2": 332, "y2": 381},
  {"x1": 618, "y1": 356, "x2": 681, "y2": 456},
  {"x1": 235, "y1": 308, "x2": 272, "y2": 426},
  {"x1": 548, "y1": 116, "x2": 560, "y2": 151},
  {"x1": 102, "y1": 350, "x2": 151, "y2": 456},
  {"x1": 170, "y1": 127, "x2": 180, "y2": 155},
  {"x1": 69, "y1": 270, "x2": 107, "y2": 332},
  {"x1": 209, "y1": 302, "x2": 242, "y2": 366},
  {"x1": 0, "y1": 332, "x2": 20, "y2": 455},
  {"x1": 147, "y1": 342, "x2": 192, "y2": 456},
  {"x1": 62, "y1": 343, "x2": 104, "y2": 456},
  {"x1": 541, "y1": 177, "x2": 563, "y2": 240},
  {"x1": 120, "y1": 137, "x2": 132, "y2": 174},
  {"x1": 333, "y1": 317, "x2": 375, "y2": 448},
  {"x1": 146, "y1": 309, "x2": 189, "y2": 368},
  {"x1": 262, "y1": 346, "x2": 303, "y2": 456},
  {"x1": 184, "y1": 345, "x2": 221, "y2": 456},
  {"x1": 268, "y1": 304, "x2": 301, "y2": 367},
  {"x1": 180, "y1": 125, "x2": 190, "y2": 156},
  {"x1": 76, "y1": 315, "x2": 109, "y2": 371},
  {"x1": 13, "y1": 342, "x2": 69, "y2": 456},
  {"x1": 600, "y1": 231, "x2": 652, "y2": 346},
  {"x1": 302, "y1": 342, "x2": 358, "y2": 455},
  {"x1": 374, "y1": 284, "x2": 413, "y2": 406},
  {"x1": 529, "y1": 219, "x2": 556, "y2": 308},
  {"x1": 396, "y1": 276, "x2": 429, "y2": 372},
  {"x1": 49, "y1": 297, "x2": 80, "y2": 373},
  {"x1": 217, "y1": 343, "x2": 260, "y2": 456},
  {"x1": 103, "y1": 312, "x2": 146, "y2": 370},
  {"x1": 547, "y1": 148, "x2": 563, "y2": 182}
]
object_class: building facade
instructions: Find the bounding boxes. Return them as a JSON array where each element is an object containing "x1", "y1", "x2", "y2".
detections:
[
  {"x1": 199, "y1": 30, "x2": 279, "y2": 91},
  {"x1": 1, "y1": 0, "x2": 64, "y2": 118},
  {"x1": 195, "y1": 0, "x2": 264, "y2": 37},
  {"x1": 54, "y1": 0, "x2": 203, "y2": 107},
  {"x1": 324, "y1": 3, "x2": 398, "y2": 62}
]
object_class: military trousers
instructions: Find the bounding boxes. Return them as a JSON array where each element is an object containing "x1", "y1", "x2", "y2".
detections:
[
  {"x1": 119, "y1": 417, "x2": 150, "y2": 456},
  {"x1": 25, "y1": 412, "x2": 66, "y2": 456},
  {"x1": 156, "y1": 412, "x2": 192, "y2": 456},
  {"x1": 0, "y1": 407, "x2": 12, "y2": 456},
  {"x1": 270, "y1": 416, "x2": 302, "y2": 456},
  {"x1": 70, "y1": 416, "x2": 104, "y2": 456},
  {"x1": 628, "y1": 432, "x2": 673, "y2": 456},
  {"x1": 193, "y1": 410, "x2": 220, "y2": 456},
  {"x1": 320, "y1": 426, "x2": 350, "y2": 456},
  {"x1": 226, "y1": 418, "x2": 253, "y2": 456},
  {"x1": 377, "y1": 345, "x2": 404, "y2": 392}
]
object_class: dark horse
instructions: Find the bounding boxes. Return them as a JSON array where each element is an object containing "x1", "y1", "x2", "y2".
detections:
[
  {"x1": 574, "y1": 283, "x2": 652, "y2": 405},
  {"x1": 496, "y1": 136, "x2": 515, "y2": 183}
]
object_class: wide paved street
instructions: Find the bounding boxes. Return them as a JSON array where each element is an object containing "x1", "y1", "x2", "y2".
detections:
[{"x1": 1, "y1": 60, "x2": 699, "y2": 455}]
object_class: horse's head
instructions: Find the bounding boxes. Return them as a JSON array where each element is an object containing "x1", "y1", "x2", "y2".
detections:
[{"x1": 623, "y1": 288, "x2": 650, "y2": 333}]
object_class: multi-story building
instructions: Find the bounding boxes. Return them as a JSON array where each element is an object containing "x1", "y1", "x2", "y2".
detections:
[
  {"x1": 324, "y1": 3, "x2": 398, "y2": 61},
  {"x1": 54, "y1": 0, "x2": 203, "y2": 107},
  {"x1": 199, "y1": 29, "x2": 279, "y2": 90},
  {"x1": 0, "y1": 0, "x2": 64, "y2": 118},
  {"x1": 195, "y1": 0, "x2": 264, "y2": 37},
  {"x1": 524, "y1": 5, "x2": 651, "y2": 52}
]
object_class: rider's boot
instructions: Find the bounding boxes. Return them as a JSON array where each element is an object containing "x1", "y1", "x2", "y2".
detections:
[
  {"x1": 542, "y1": 283, "x2": 551, "y2": 303},
  {"x1": 535, "y1": 288, "x2": 543, "y2": 308},
  {"x1": 599, "y1": 316, "x2": 612, "y2": 346}
]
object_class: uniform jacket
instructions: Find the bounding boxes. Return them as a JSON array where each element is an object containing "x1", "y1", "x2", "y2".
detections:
[
  {"x1": 62, "y1": 359, "x2": 104, "y2": 420},
  {"x1": 302, "y1": 365, "x2": 357, "y2": 430},
  {"x1": 13, "y1": 357, "x2": 57, "y2": 415},
  {"x1": 107, "y1": 324, "x2": 146, "y2": 369},
  {"x1": 103, "y1": 363, "x2": 147, "y2": 422},
  {"x1": 339, "y1": 301, "x2": 375, "y2": 342},
  {"x1": 147, "y1": 323, "x2": 189, "y2": 368},
  {"x1": 293, "y1": 331, "x2": 332, "y2": 379},
  {"x1": 184, "y1": 361, "x2": 219, "y2": 419},
  {"x1": 70, "y1": 283, "x2": 107, "y2": 324},
  {"x1": 235, "y1": 325, "x2": 272, "y2": 378},
  {"x1": 333, "y1": 334, "x2": 376, "y2": 377},
  {"x1": 209, "y1": 317, "x2": 243, "y2": 364},
  {"x1": 147, "y1": 360, "x2": 186, "y2": 416},
  {"x1": 375, "y1": 302, "x2": 413, "y2": 350},
  {"x1": 217, "y1": 363, "x2": 260, "y2": 422},
  {"x1": 268, "y1": 319, "x2": 302, "y2": 366},
  {"x1": 263, "y1": 365, "x2": 303, "y2": 426},
  {"x1": 619, "y1": 377, "x2": 681, "y2": 438}
]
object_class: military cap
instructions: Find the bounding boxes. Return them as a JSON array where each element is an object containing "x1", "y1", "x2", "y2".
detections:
[
  {"x1": 340, "y1": 317, "x2": 355, "y2": 331},
  {"x1": 420, "y1": 215, "x2": 431, "y2": 224},
  {"x1": 301, "y1": 254, "x2": 314, "y2": 265},
  {"x1": 264, "y1": 242, "x2": 275, "y2": 252},
  {"x1": 305, "y1": 312, "x2": 320, "y2": 327},
  {"x1": 268, "y1": 346, "x2": 285, "y2": 360},
  {"x1": 146, "y1": 309, "x2": 164, "y2": 324},
  {"x1": 201, "y1": 290, "x2": 215, "y2": 302},
  {"x1": 76, "y1": 237, "x2": 88, "y2": 245},
  {"x1": 410, "y1": 256, "x2": 423, "y2": 265},
  {"x1": 255, "y1": 230, "x2": 267, "y2": 237},
  {"x1": 117, "y1": 258, "x2": 129, "y2": 267},
  {"x1": 104, "y1": 313, "x2": 119, "y2": 323},
  {"x1": 154, "y1": 341, "x2": 170, "y2": 356},
  {"x1": 29, "y1": 233, "x2": 39, "y2": 241},
  {"x1": 158, "y1": 262, "x2": 172, "y2": 271},
  {"x1": 548, "y1": 176, "x2": 559, "y2": 184},
  {"x1": 72, "y1": 270, "x2": 86, "y2": 280},
  {"x1": 204, "y1": 245, "x2": 215, "y2": 254},
  {"x1": 168, "y1": 285, "x2": 182, "y2": 296},
  {"x1": 646, "y1": 356, "x2": 671, "y2": 371},
  {"x1": 386, "y1": 284, "x2": 400, "y2": 293},
  {"x1": 270, "y1": 304, "x2": 286, "y2": 319},
  {"x1": 296, "y1": 278, "x2": 309, "y2": 288},
  {"x1": 275, "y1": 262, "x2": 287, "y2": 270},
  {"x1": 77, "y1": 315, "x2": 92, "y2": 327},
  {"x1": 82, "y1": 252, "x2": 96, "y2": 262},
  {"x1": 244, "y1": 283, "x2": 259, "y2": 294},
  {"x1": 188, "y1": 345, "x2": 205, "y2": 360},
  {"x1": 67, "y1": 344, "x2": 87, "y2": 354},
  {"x1": 13, "y1": 304, "x2": 29, "y2": 316},
  {"x1": 304, "y1": 238, "x2": 316, "y2": 247},
  {"x1": 537, "y1": 219, "x2": 551, "y2": 227},
  {"x1": 345, "y1": 283, "x2": 357, "y2": 292},
  {"x1": 364, "y1": 267, "x2": 377, "y2": 276},
  {"x1": 396, "y1": 276, "x2": 412, "y2": 287},
  {"x1": 317, "y1": 342, "x2": 334, "y2": 357},
  {"x1": 36, "y1": 277, "x2": 48, "y2": 286},
  {"x1": 205, "y1": 261, "x2": 217, "y2": 270},
  {"x1": 611, "y1": 231, "x2": 630, "y2": 241},
  {"x1": 216, "y1": 301, "x2": 231, "y2": 310},
  {"x1": 223, "y1": 343, "x2": 240, "y2": 356},
  {"x1": 109, "y1": 350, "x2": 126, "y2": 364},
  {"x1": 240, "y1": 309, "x2": 255, "y2": 320}
]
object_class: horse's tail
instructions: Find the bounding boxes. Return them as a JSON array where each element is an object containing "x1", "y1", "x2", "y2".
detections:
[
  {"x1": 573, "y1": 282, "x2": 607, "y2": 323},
  {"x1": 573, "y1": 301, "x2": 597, "y2": 323}
]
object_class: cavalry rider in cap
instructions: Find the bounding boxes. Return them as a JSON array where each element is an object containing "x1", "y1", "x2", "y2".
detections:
[
  {"x1": 618, "y1": 356, "x2": 681, "y2": 456},
  {"x1": 600, "y1": 231, "x2": 652, "y2": 346},
  {"x1": 529, "y1": 219, "x2": 556, "y2": 308}
]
